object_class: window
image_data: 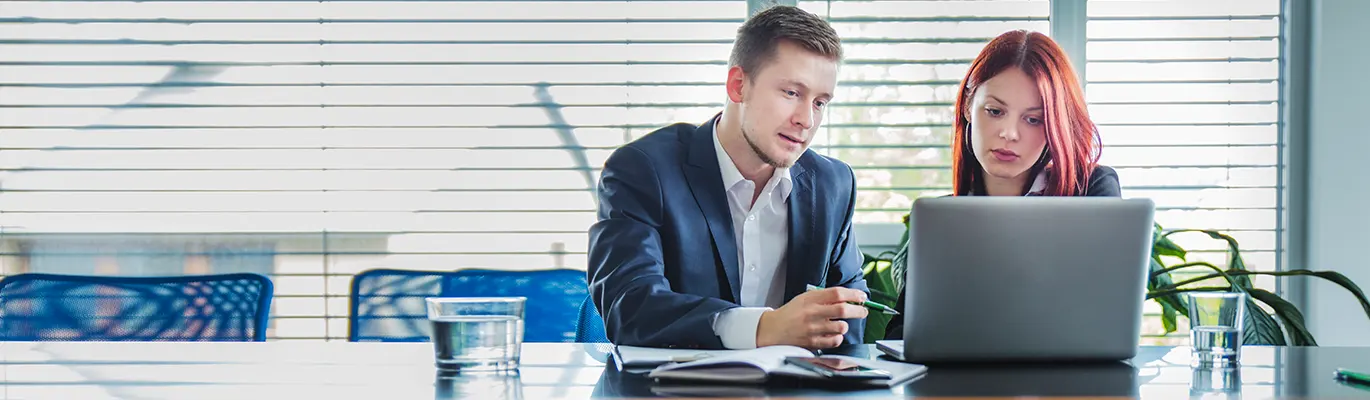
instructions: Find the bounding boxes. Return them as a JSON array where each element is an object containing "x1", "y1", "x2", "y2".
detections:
[
  {"x1": 0, "y1": 0, "x2": 1285, "y2": 343},
  {"x1": 799, "y1": 0, "x2": 1050, "y2": 223},
  {"x1": 0, "y1": 0, "x2": 744, "y2": 340},
  {"x1": 1087, "y1": 0, "x2": 1283, "y2": 343}
]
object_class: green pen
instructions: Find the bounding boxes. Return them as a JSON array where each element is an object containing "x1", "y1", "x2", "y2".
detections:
[
  {"x1": 1336, "y1": 368, "x2": 1370, "y2": 387},
  {"x1": 805, "y1": 284, "x2": 900, "y2": 315}
]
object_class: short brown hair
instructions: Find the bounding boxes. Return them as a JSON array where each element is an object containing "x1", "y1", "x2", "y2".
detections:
[{"x1": 729, "y1": 5, "x2": 843, "y2": 79}]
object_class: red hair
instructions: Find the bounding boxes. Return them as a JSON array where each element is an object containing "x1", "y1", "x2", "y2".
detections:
[{"x1": 951, "y1": 30, "x2": 1101, "y2": 196}]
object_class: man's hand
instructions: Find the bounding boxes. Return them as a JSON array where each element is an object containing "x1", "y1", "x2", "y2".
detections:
[{"x1": 756, "y1": 287, "x2": 869, "y2": 349}]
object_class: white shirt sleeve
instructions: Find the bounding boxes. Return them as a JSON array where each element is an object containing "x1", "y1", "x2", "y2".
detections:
[{"x1": 711, "y1": 307, "x2": 772, "y2": 349}]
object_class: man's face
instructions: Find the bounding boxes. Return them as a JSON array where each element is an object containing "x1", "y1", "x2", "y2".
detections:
[{"x1": 730, "y1": 40, "x2": 838, "y2": 168}]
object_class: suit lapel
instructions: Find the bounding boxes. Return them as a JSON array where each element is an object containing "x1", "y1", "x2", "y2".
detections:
[
  {"x1": 784, "y1": 160, "x2": 818, "y2": 301},
  {"x1": 682, "y1": 115, "x2": 742, "y2": 302}
]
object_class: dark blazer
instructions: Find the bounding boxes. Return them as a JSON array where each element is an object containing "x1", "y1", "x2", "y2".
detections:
[
  {"x1": 588, "y1": 115, "x2": 869, "y2": 349},
  {"x1": 883, "y1": 165, "x2": 1122, "y2": 340}
]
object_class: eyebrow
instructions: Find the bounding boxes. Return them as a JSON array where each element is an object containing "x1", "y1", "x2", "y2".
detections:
[
  {"x1": 783, "y1": 79, "x2": 833, "y2": 101},
  {"x1": 988, "y1": 95, "x2": 1043, "y2": 112}
]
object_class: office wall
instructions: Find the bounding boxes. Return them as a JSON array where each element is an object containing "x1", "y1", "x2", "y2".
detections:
[{"x1": 1305, "y1": 0, "x2": 1370, "y2": 346}]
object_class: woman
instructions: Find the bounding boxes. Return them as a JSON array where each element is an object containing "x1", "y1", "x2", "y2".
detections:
[{"x1": 882, "y1": 30, "x2": 1121, "y2": 340}]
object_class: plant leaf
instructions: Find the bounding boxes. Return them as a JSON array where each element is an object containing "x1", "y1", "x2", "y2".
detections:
[
  {"x1": 1152, "y1": 225, "x2": 1186, "y2": 260},
  {"x1": 861, "y1": 259, "x2": 898, "y2": 344},
  {"x1": 1159, "y1": 229, "x2": 1254, "y2": 289},
  {"x1": 1162, "y1": 305, "x2": 1178, "y2": 333},
  {"x1": 1246, "y1": 288, "x2": 1317, "y2": 346},
  {"x1": 1147, "y1": 286, "x2": 1231, "y2": 300},
  {"x1": 1203, "y1": 230, "x2": 1254, "y2": 289},
  {"x1": 1241, "y1": 296, "x2": 1287, "y2": 346},
  {"x1": 1147, "y1": 225, "x2": 1189, "y2": 334},
  {"x1": 1145, "y1": 286, "x2": 1287, "y2": 345},
  {"x1": 1284, "y1": 270, "x2": 1370, "y2": 321},
  {"x1": 1159, "y1": 269, "x2": 1370, "y2": 324},
  {"x1": 1148, "y1": 257, "x2": 1187, "y2": 333},
  {"x1": 888, "y1": 239, "x2": 910, "y2": 292}
]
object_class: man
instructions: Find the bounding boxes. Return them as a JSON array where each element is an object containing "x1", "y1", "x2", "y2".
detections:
[{"x1": 587, "y1": 5, "x2": 868, "y2": 350}]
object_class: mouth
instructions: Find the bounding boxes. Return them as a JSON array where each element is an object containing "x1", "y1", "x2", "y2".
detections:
[
  {"x1": 778, "y1": 133, "x2": 805, "y2": 146},
  {"x1": 991, "y1": 148, "x2": 1019, "y2": 162}
]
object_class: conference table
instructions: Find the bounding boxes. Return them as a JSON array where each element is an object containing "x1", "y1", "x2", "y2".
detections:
[{"x1": 1, "y1": 341, "x2": 1367, "y2": 399}]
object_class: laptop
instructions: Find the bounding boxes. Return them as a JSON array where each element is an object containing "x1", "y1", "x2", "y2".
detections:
[{"x1": 877, "y1": 196, "x2": 1154, "y2": 363}]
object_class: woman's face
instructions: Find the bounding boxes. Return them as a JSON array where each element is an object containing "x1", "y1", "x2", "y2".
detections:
[{"x1": 967, "y1": 67, "x2": 1049, "y2": 182}]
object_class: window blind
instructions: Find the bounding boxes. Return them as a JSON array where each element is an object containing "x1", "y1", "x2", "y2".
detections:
[
  {"x1": 798, "y1": 0, "x2": 1050, "y2": 223},
  {"x1": 1086, "y1": 0, "x2": 1284, "y2": 343},
  {"x1": 0, "y1": 0, "x2": 1287, "y2": 343},
  {"x1": 0, "y1": 0, "x2": 747, "y2": 340}
]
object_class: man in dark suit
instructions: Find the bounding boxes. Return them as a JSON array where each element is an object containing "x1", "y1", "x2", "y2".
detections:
[{"x1": 587, "y1": 5, "x2": 869, "y2": 350}]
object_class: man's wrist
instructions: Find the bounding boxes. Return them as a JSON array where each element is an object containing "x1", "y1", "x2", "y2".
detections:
[{"x1": 755, "y1": 310, "x2": 776, "y2": 348}]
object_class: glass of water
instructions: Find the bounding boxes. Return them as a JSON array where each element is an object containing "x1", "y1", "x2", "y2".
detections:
[
  {"x1": 425, "y1": 297, "x2": 526, "y2": 372},
  {"x1": 1187, "y1": 292, "x2": 1246, "y2": 366}
]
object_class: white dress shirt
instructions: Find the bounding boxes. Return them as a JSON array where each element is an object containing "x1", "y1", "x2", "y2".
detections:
[{"x1": 708, "y1": 119, "x2": 793, "y2": 349}]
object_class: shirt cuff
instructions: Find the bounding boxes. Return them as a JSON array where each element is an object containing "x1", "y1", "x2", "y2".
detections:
[{"x1": 711, "y1": 307, "x2": 772, "y2": 349}]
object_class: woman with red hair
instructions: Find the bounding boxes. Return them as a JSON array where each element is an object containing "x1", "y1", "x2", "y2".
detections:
[
  {"x1": 953, "y1": 29, "x2": 1118, "y2": 198},
  {"x1": 883, "y1": 30, "x2": 1119, "y2": 340}
]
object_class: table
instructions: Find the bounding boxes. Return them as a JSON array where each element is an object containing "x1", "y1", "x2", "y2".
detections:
[{"x1": 1, "y1": 341, "x2": 1368, "y2": 399}]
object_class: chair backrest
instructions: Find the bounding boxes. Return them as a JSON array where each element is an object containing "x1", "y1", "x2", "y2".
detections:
[
  {"x1": 575, "y1": 295, "x2": 609, "y2": 343},
  {"x1": 349, "y1": 268, "x2": 588, "y2": 343},
  {"x1": 0, "y1": 273, "x2": 274, "y2": 342}
]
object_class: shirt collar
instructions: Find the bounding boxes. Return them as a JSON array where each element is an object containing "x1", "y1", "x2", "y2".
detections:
[
  {"x1": 1025, "y1": 169, "x2": 1047, "y2": 196},
  {"x1": 712, "y1": 116, "x2": 793, "y2": 201}
]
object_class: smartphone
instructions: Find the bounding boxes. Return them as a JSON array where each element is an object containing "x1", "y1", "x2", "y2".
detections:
[{"x1": 784, "y1": 356, "x2": 892, "y2": 380}]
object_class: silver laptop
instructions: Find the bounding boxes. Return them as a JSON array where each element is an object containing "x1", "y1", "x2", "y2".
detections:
[{"x1": 877, "y1": 196, "x2": 1154, "y2": 363}]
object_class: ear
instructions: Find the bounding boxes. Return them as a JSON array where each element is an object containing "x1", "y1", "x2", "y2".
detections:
[
  {"x1": 725, "y1": 66, "x2": 747, "y2": 104},
  {"x1": 960, "y1": 84, "x2": 978, "y2": 121}
]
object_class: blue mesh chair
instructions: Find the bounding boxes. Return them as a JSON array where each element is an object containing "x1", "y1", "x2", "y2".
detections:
[
  {"x1": 349, "y1": 268, "x2": 588, "y2": 343},
  {"x1": 0, "y1": 273, "x2": 274, "y2": 342},
  {"x1": 576, "y1": 295, "x2": 609, "y2": 343}
]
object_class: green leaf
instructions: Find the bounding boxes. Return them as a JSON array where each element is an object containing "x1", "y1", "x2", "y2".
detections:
[
  {"x1": 1246, "y1": 288, "x2": 1317, "y2": 346},
  {"x1": 1148, "y1": 257, "x2": 1187, "y2": 333},
  {"x1": 1147, "y1": 286, "x2": 1231, "y2": 300},
  {"x1": 1152, "y1": 228, "x2": 1186, "y2": 260},
  {"x1": 1145, "y1": 286, "x2": 1288, "y2": 345},
  {"x1": 1161, "y1": 305, "x2": 1178, "y2": 333},
  {"x1": 1241, "y1": 296, "x2": 1287, "y2": 346},
  {"x1": 1206, "y1": 231, "x2": 1254, "y2": 289},
  {"x1": 888, "y1": 239, "x2": 910, "y2": 291},
  {"x1": 1161, "y1": 229, "x2": 1253, "y2": 288},
  {"x1": 1153, "y1": 261, "x2": 1244, "y2": 292},
  {"x1": 1159, "y1": 269, "x2": 1370, "y2": 324},
  {"x1": 1284, "y1": 269, "x2": 1370, "y2": 321}
]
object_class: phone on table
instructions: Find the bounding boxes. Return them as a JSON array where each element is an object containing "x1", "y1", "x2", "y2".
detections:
[{"x1": 784, "y1": 356, "x2": 892, "y2": 380}]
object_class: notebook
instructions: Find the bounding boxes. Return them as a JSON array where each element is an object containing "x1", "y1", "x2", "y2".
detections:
[
  {"x1": 645, "y1": 345, "x2": 927, "y2": 387},
  {"x1": 612, "y1": 345, "x2": 743, "y2": 369}
]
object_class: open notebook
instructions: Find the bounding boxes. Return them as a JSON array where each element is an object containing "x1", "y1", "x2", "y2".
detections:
[{"x1": 644, "y1": 345, "x2": 927, "y2": 387}]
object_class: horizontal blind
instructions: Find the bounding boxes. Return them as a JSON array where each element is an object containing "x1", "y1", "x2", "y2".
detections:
[
  {"x1": 1086, "y1": 0, "x2": 1284, "y2": 343},
  {"x1": 798, "y1": 0, "x2": 1050, "y2": 223},
  {"x1": 0, "y1": 0, "x2": 745, "y2": 340}
]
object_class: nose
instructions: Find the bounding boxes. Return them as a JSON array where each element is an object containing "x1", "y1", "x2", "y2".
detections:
[
  {"x1": 791, "y1": 102, "x2": 815, "y2": 131},
  {"x1": 998, "y1": 123, "x2": 1019, "y2": 141}
]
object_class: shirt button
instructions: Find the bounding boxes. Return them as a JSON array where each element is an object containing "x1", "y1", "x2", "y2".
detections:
[
  {"x1": 748, "y1": 264, "x2": 756, "y2": 271},
  {"x1": 747, "y1": 215, "x2": 756, "y2": 221}
]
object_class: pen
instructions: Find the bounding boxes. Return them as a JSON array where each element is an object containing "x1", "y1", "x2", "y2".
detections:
[
  {"x1": 805, "y1": 284, "x2": 900, "y2": 315},
  {"x1": 1336, "y1": 368, "x2": 1370, "y2": 386}
]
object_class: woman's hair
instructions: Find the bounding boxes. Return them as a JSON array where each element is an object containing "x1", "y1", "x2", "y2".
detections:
[{"x1": 951, "y1": 29, "x2": 1101, "y2": 196}]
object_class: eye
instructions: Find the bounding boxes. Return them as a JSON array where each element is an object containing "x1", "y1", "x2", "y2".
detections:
[
  {"x1": 814, "y1": 100, "x2": 827, "y2": 109},
  {"x1": 783, "y1": 90, "x2": 799, "y2": 97},
  {"x1": 985, "y1": 107, "x2": 1003, "y2": 117},
  {"x1": 1025, "y1": 116, "x2": 1044, "y2": 126}
]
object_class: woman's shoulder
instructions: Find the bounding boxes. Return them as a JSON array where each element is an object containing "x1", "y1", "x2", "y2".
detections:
[{"x1": 1085, "y1": 165, "x2": 1121, "y2": 197}]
